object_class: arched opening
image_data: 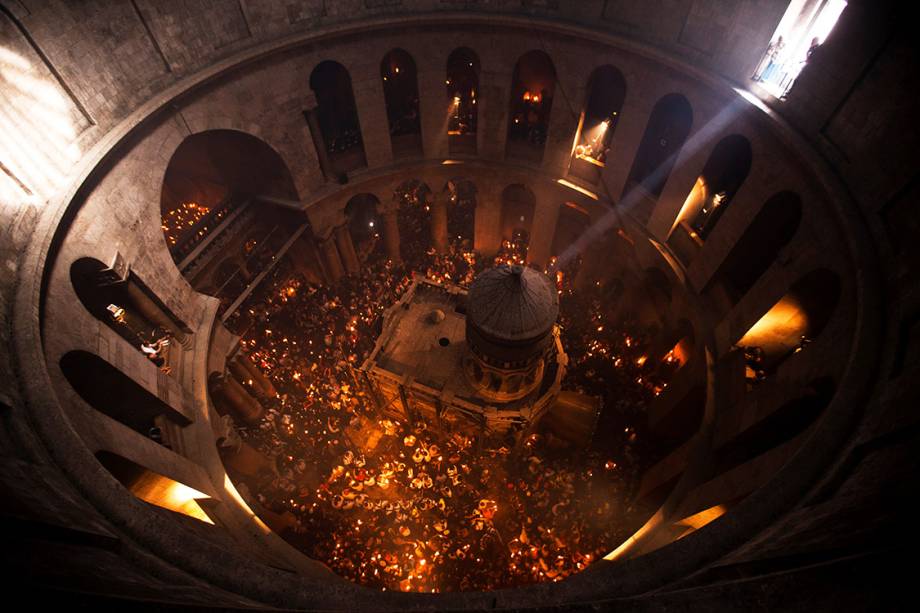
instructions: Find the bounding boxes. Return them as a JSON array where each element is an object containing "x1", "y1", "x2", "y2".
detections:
[
  {"x1": 736, "y1": 269, "x2": 841, "y2": 383},
  {"x1": 381, "y1": 49, "x2": 422, "y2": 158},
  {"x1": 642, "y1": 267, "x2": 673, "y2": 316},
  {"x1": 569, "y1": 65, "x2": 626, "y2": 184},
  {"x1": 499, "y1": 184, "x2": 536, "y2": 264},
  {"x1": 95, "y1": 451, "x2": 214, "y2": 524},
  {"x1": 446, "y1": 178, "x2": 476, "y2": 247},
  {"x1": 70, "y1": 258, "x2": 188, "y2": 366},
  {"x1": 309, "y1": 60, "x2": 366, "y2": 175},
  {"x1": 706, "y1": 191, "x2": 803, "y2": 309},
  {"x1": 345, "y1": 193, "x2": 383, "y2": 263},
  {"x1": 625, "y1": 93, "x2": 693, "y2": 199},
  {"x1": 446, "y1": 47, "x2": 480, "y2": 155},
  {"x1": 60, "y1": 350, "x2": 191, "y2": 435},
  {"x1": 713, "y1": 377, "x2": 835, "y2": 475},
  {"x1": 161, "y1": 129, "x2": 298, "y2": 265},
  {"x1": 395, "y1": 179, "x2": 433, "y2": 263},
  {"x1": 506, "y1": 50, "x2": 556, "y2": 164},
  {"x1": 672, "y1": 134, "x2": 753, "y2": 240},
  {"x1": 548, "y1": 202, "x2": 591, "y2": 287}
]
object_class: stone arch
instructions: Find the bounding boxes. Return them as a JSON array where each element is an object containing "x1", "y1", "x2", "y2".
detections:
[
  {"x1": 676, "y1": 134, "x2": 753, "y2": 239},
  {"x1": 446, "y1": 47, "x2": 480, "y2": 155},
  {"x1": 160, "y1": 129, "x2": 298, "y2": 265},
  {"x1": 310, "y1": 60, "x2": 367, "y2": 173},
  {"x1": 736, "y1": 268, "x2": 842, "y2": 375},
  {"x1": 707, "y1": 191, "x2": 803, "y2": 307},
  {"x1": 381, "y1": 48, "x2": 422, "y2": 158},
  {"x1": 570, "y1": 65, "x2": 627, "y2": 184},
  {"x1": 625, "y1": 93, "x2": 693, "y2": 199},
  {"x1": 500, "y1": 184, "x2": 537, "y2": 257},
  {"x1": 506, "y1": 50, "x2": 556, "y2": 164},
  {"x1": 60, "y1": 350, "x2": 190, "y2": 435}
]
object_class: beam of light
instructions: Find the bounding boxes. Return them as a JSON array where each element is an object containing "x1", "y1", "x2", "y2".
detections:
[
  {"x1": 556, "y1": 178, "x2": 598, "y2": 200},
  {"x1": 0, "y1": 46, "x2": 82, "y2": 206},
  {"x1": 554, "y1": 99, "x2": 745, "y2": 269},
  {"x1": 130, "y1": 471, "x2": 214, "y2": 524}
]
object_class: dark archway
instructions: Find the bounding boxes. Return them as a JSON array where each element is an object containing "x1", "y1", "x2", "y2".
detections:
[
  {"x1": 625, "y1": 93, "x2": 693, "y2": 198},
  {"x1": 310, "y1": 60, "x2": 366, "y2": 173},
  {"x1": 447, "y1": 47, "x2": 480, "y2": 155},
  {"x1": 161, "y1": 129, "x2": 298, "y2": 264},
  {"x1": 446, "y1": 178, "x2": 476, "y2": 247},
  {"x1": 345, "y1": 193, "x2": 383, "y2": 261},
  {"x1": 381, "y1": 49, "x2": 422, "y2": 158},
  {"x1": 60, "y1": 350, "x2": 191, "y2": 435},
  {"x1": 707, "y1": 191, "x2": 803, "y2": 307},
  {"x1": 570, "y1": 65, "x2": 627, "y2": 184},
  {"x1": 395, "y1": 179, "x2": 433, "y2": 263},
  {"x1": 736, "y1": 268, "x2": 841, "y2": 376},
  {"x1": 713, "y1": 377, "x2": 835, "y2": 475},
  {"x1": 506, "y1": 50, "x2": 556, "y2": 164},
  {"x1": 678, "y1": 134, "x2": 753, "y2": 239},
  {"x1": 499, "y1": 184, "x2": 536, "y2": 264}
]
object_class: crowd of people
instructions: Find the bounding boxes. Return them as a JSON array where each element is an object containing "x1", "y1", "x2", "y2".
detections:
[{"x1": 221, "y1": 192, "x2": 678, "y2": 592}]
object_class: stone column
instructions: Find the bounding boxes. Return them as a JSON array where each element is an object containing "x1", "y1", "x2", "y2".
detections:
[
  {"x1": 125, "y1": 280, "x2": 188, "y2": 345},
  {"x1": 526, "y1": 192, "x2": 560, "y2": 269},
  {"x1": 600, "y1": 84, "x2": 657, "y2": 202},
  {"x1": 352, "y1": 61, "x2": 393, "y2": 169},
  {"x1": 430, "y1": 190, "x2": 449, "y2": 253},
  {"x1": 304, "y1": 92, "x2": 334, "y2": 182},
  {"x1": 381, "y1": 203, "x2": 401, "y2": 262},
  {"x1": 235, "y1": 351, "x2": 277, "y2": 398},
  {"x1": 474, "y1": 183, "x2": 502, "y2": 256},
  {"x1": 417, "y1": 54, "x2": 448, "y2": 159},
  {"x1": 477, "y1": 68, "x2": 512, "y2": 160},
  {"x1": 212, "y1": 375, "x2": 264, "y2": 426},
  {"x1": 320, "y1": 233, "x2": 344, "y2": 282},
  {"x1": 335, "y1": 223, "x2": 360, "y2": 274}
]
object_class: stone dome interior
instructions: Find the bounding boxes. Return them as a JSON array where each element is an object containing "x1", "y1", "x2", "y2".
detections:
[{"x1": 0, "y1": 1, "x2": 916, "y2": 609}]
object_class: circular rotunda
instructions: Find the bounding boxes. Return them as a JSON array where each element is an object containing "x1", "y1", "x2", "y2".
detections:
[{"x1": 0, "y1": 1, "x2": 915, "y2": 609}]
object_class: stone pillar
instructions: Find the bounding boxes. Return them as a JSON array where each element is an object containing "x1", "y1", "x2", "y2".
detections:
[
  {"x1": 335, "y1": 224, "x2": 360, "y2": 273},
  {"x1": 430, "y1": 190, "x2": 449, "y2": 253},
  {"x1": 320, "y1": 233, "x2": 344, "y2": 282},
  {"x1": 527, "y1": 193, "x2": 560, "y2": 270},
  {"x1": 543, "y1": 67, "x2": 588, "y2": 177},
  {"x1": 304, "y1": 95, "x2": 334, "y2": 182},
  {"x1": 286, "y1": 234, "x2": 325, "y2": 285},
  {"x1": 235, "y1": 351, "x2": 277, "y2": 398},
  {"x1": 212, "y1": 375, "x2": 264, "y2": 426},
  {"x1": 477, "y1": 68, "x2": 512, "y2": 160},
  {"x1": 600, "y1": 84, "x2": 657, "y2": 202},
  {"x1": 352, "y1": 62, "x2": 393, "y2": 168},
  {"x1": 417, "y1": 54, "x2": 448, "y2": 159},
  {"x1": 474, "y1": 184, "x2": 502, "y2": 256},
  {"x1": 125, "y1": 281, "x2": 188, "y2": 345},
  {"x1": 381, "y1": 203, "x2": 401, "y2": 261}
]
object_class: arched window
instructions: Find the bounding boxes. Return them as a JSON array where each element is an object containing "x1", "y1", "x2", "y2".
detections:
[
  {"x1": 706, "y1": 191, "x2": 802, "y2": 307},
  {"x1": 381, "y1": 49, "x2": 421, "y2": 158},
  {"x1": 446, "y1": 47, "x2": 480, "y2": 155},
  {"x1": 60, "y1": 350, "x2": 191, "y2": 435},
  {"x1": 161, "y1": 129, "x2": 298, "y2": 265},
  {"x1": 548, "y1": 202, "x2": 591, "y2": 285},
  {"x1": 499, "y1": 184, "x2": 536, "y2": 264},
  {"x1": 71, "y1": 258, "x2": 189, "y2": 359},
  {"x1": 736, "y1": 269, "x2": 841, "y2": 381},
  {"x1": 395, "y1": 179, "x2": 433, "y2": 262},
  {"x1": 309, "y1": 61, "x2": 366, "y2": 173},
  {"x1": 714, "y1": 377, "x2": 834, "y2": 475},
  {"x1": 625, "y1": 93, "x2": 693, "y2": 198},
  {"x1": 345, "y1": 193, "x2": 383, "y2": 261},
  {"x1": 446, "y1": 178, "x2": 477, "y2": 246},
  {"x1": 570, "y1": 65, "x2": 626, "y2": 184},
  {"x1": 506, "y1": 50, "x2": 556, "y2": 164},
  {"x1": 673, "y1": 134, "x2": 752, "y2": 239}
]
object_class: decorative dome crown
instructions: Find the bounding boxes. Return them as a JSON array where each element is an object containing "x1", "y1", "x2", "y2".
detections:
[{"x1": 466, "y1": 264, "x2": 559, "y2": 343}]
